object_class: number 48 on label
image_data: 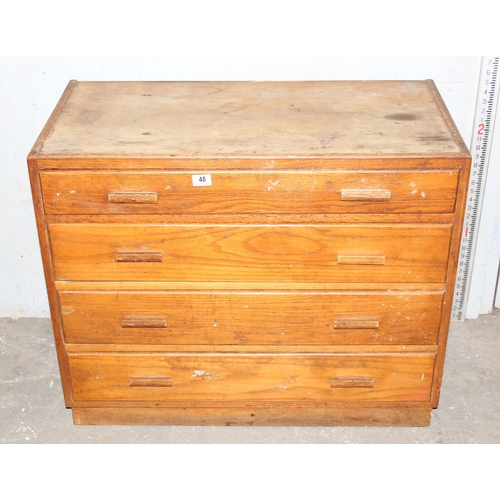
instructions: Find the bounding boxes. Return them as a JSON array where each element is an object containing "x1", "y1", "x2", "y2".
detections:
[{"x1": 192, "y1": 174, "x2": 213, "y2": 187}]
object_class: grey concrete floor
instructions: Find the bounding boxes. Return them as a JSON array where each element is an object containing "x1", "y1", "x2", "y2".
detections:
[{"x1": 1, "y1": 311, "x2": 499, "y2": 444}]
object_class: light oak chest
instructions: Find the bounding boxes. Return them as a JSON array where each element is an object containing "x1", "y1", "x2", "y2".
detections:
[{"x1": 28, "y1": 80, "x2": 470, "y2": 426}]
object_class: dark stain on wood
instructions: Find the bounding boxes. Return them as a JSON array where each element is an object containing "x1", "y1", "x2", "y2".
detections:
[{"x1": 385, "y1": 113, "x2": 418, "y2": 121}]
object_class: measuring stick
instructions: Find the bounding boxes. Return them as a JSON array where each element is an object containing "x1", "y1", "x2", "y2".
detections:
[{"x1": 451, "y1": 56, "x2": 499, "y2": 321}]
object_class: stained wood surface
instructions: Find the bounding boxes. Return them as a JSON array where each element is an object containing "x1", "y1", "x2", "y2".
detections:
[
  {"x1": 65, "y1": 344, "x2": 437, "y2": 354},
  {"x1": 72, "y1": 407, "x2": 432, "y2": 426},
  {"x1": 73, "y1": 403, "x2": 431, "y2": 427},
  {"x1": 68, "y1": 353, "x2": 435, "y2": 403},
  {"x1": 55, "y1": 281, "x2": 447, "y2": 291},
  {"x1": 35, "y1": 157, "x2": 468, "y2": 171},
  {"x1": 430, "y1": 156, "x2": 472, "y2": 406},
  {"x1": 39, "y1": 170, "x2": 459, "y2": 215},
  {"x1": 31, "y1": 81, "x2": 463, "y2": 157},
  {"x1": 27, "y1": 159, "x2": 74, "y2": 407},
  {"x1": 58, "y1": 290, "x2": 443, "y2": 345},
  {"x1": 45, "y1": 213, "x2": 458, "y2": 225},
  {"x1": 49, "y1": 223, "x2": 452, "y2": 283}
]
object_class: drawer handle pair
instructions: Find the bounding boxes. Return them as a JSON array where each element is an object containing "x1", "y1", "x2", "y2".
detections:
[
  {"x1": 122, "y1": 317, "x2": 378, "y2": 330},
  {"x1": 128, "y1": 376, "x2": 373, "y2": 389},
  {"x1": 122, "y1": 316, "x2": 378, "y2": 331},
  {"x1": 108, "y1": 189, "x2": 391, "y2": 205},
  {"x1": 107, "y1": 190, "x2": 390, "y2": 204},
  {"x1": 341, "y1": 189, "x2": 391, "y2": 202},
  {"x1": 121, "y1": 315, "x2": 167, "y2": 328},
  {"x1": 108, "y1": 192, "x2": 158, "y2": 204},
  {"x1": 115, "y1": 252, "x2": 383, "y2": 265}
]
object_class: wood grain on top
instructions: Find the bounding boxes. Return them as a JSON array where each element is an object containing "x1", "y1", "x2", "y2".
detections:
[{"x1": 33, "y1": 81, "x2": 464, "y2": 157}]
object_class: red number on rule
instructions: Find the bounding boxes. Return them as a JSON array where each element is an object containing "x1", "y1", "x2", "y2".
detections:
[{"x1": 478, "y1": 123, "x2": 485, "y2": 135}]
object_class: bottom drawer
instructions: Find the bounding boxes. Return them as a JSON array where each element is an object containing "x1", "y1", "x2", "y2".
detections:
[{"x1": 68, "y1": 353, "x2": 435, "y2": 403}]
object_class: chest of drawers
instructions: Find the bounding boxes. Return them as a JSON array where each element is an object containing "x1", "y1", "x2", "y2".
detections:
[{"x1": 28, "y1": 80, "x2": 470, "y2": 426}]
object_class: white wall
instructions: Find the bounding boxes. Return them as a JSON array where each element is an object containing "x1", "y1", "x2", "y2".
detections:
[{"x1": 0, "y1": 56, "x2": 493, "y2": 317}]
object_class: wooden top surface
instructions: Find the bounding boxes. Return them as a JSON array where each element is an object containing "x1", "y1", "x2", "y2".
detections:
[{"x1": 32, "y1": 80, "x2": 466, "y2": 158}]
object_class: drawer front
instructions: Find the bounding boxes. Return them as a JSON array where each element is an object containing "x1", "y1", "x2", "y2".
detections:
[
  {"x1": 49, "y1": 224, "x2": 452, "y2": 283},
  {"x1": 59, "y1": 290, "x2": 444, "y2": 345},
  {"x1": 40, "y1": 170, "x2": 459, "y2": 215},
  {"x1": 68, "y1": 353, "x2": 435, "y2": 403}
]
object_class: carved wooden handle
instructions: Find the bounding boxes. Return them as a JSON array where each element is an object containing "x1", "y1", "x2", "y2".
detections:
[
  {"x1": 337, "y1": 255, "x2": 385, "y2": 265},
  {"x1": 121, "y1": 316, "x2": 167, "y2": 328},
  {"x1": 341, "y1": 189, "x2": 391, "y2": 202},
  {"x1": 330, "y1": 376, "x2": 375, "y2": 388},
  {"x1": 334, "y1": 319, "x2": 380, "y2": 329},
  {"x1": 129, "y1": 376, "x2": 172, "y2": 387},
  {"x1": 115, "y1": 250, "x2": 162, "y2": 262},
  {"x1": 108, "y1": 192, "x2": 158, "y2": 204}
]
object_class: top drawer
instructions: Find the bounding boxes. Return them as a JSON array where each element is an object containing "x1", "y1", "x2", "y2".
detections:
[{"x1": 40, "y1": 170, "x2": 459, "y2": 215}]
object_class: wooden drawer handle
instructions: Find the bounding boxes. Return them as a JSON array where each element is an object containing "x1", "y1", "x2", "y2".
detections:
[
  {"x1": 337, "y1": 255, "x2": 385, "y2": 265},
  {"x1": 341, "y1": 189, "x2": 391, "y2": 202},
  {"x1": 121, "y1": 316, "x2": 167, "y2": 328},
  {"x1": 108, "y1": 192, "x2": 158, "y2": 204},
  {"x1": 115, "y1": 250, "x2": 162, "y2": 262},
  {"x1": 334, "y1": 319, "x2": 380, "y2": 329},
  {"x1": 330, "y1": 376, "x2": 375, "y2": 388},
  {"x1": 129, "y1": 376, "x2": 172, "y2": 387}
]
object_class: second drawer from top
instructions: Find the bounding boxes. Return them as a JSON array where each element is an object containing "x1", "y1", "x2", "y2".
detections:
[{"x1": 49, "y1": 223, "x2": 452, "y2": 283}]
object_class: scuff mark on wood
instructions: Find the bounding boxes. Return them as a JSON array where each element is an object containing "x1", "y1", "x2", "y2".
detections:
[{"x1": 191, "y1": 370, "x2": 215, "y2": 381}]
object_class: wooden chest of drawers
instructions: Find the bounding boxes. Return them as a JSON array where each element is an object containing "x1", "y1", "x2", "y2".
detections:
[{"x1": 28, "y1": 80, "x2": 471, "y2": 426}]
